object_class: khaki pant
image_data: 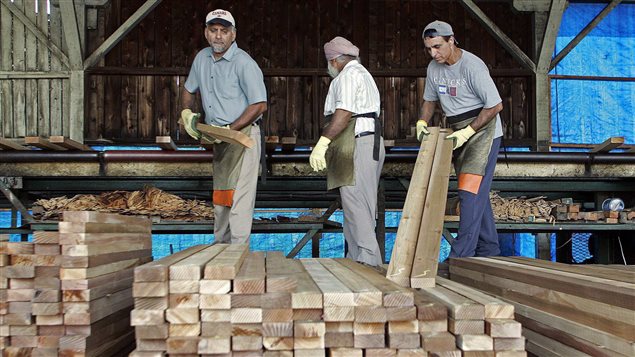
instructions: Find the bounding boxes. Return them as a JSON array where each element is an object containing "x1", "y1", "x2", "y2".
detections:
[
  {"x1": 339, "y1": 135, "x2": 385, "y2": 266},
  {"x1": 214, "y1": 125, "x2": 261, "y2": 244}
]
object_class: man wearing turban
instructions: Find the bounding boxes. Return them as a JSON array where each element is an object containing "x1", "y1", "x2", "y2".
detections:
[{"x1": 309, "y1": 36, "x2": 385, "y2": 267}]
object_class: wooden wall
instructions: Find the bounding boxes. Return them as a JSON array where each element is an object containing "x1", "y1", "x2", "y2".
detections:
[
  {"x1": 0, "y1": 0, "x2": 70, "y2": 139},
  {"x1": 3, "y1": 0, "x2": 534, "y2": 146}
]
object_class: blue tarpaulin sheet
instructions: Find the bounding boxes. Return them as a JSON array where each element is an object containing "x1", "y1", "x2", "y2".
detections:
[{"x1": 551, "y1": 3, "x2": 635, "y2": 145}]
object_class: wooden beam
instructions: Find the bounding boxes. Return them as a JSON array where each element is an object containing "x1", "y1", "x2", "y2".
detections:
[
  {"x1": 538, "y1": 0, "x2": 567, "y2": 71},
  {"x1": 0, "y1": 71, "x2": 71, "y2": 79},
  {"x1": 589, "y1": 137, "x2": 624, "y2": 153},
  {"x1": 0, "y1": 0, "x2": 71, "y2": 69},
  {"x1": 513, "y1": 0, "x2": 551, "y2": 12},
  {"x1": 24, "y1": 136, "x2": 67, "y2": 150},
  {"x1": 0, "y1": 138, "x2": 29, "y2": 150},
  {"x1": 155, "y1": 136, "x2": 178, "y2": 151},
  {"x1": 83, "y1": 0, "x2": 162, "y2": 69},
  {"x1": 535, "y1": 0, "x2": 567, "y2": 151},
  {"x1": 459, "y1": 0, "x2": 536, "y2": 72},
  {"x1": 49, "y1": 136, "x2": 93, "y2": 151},
  {"x1": 58, "y1": 0, "x2": 84, "y2": 69},
  {"x1": 550, "y1": 0, "x2": 622, "y2": 71}
]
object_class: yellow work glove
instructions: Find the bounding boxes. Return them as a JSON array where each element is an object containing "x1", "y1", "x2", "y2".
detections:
[
  {"x1": 181, "y1": 109, "x2": 201, "y2": 140},
  {"x1": 309, "y1": 136, "x2": 331, "y2": 172},
  {"x1": 446, "y1": 125, "x2": 476, "y2": 150},
  {"x1": 416, "y1": 120, "x2": 430, "y2": 142}
]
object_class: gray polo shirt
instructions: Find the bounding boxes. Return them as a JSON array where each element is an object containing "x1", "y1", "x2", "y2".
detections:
[
  {"x1": 424, "y1": 50, "x2": 503, "y2": 138},
  {"x1": 184, "y1": 42, "x2": 267, "y2": 126}
]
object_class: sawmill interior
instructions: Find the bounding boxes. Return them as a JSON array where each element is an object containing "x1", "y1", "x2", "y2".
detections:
[{"x1": 0, "y1": 0, "x2": 634, "y2": 356}]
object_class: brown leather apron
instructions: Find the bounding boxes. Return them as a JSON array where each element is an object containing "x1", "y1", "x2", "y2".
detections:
[
  {"x1": 326, "y1": 118, "x2": 356, "y2": 190},
  {"x1": 449, "y1": 110, "x2": 495, "y2": 176}
]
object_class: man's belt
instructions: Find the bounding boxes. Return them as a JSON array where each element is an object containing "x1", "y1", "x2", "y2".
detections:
[
  {"x1": 446, "y1": 107, "x2": 483, "y2": 125},
  {"x1": 355, "y1": 131, "x2": 374, "y2": 138},
  {"x1": 352, "y1": 112, "x2": 381, "y2": 161}
]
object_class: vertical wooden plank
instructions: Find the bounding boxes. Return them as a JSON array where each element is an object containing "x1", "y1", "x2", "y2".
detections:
[
  {"x1": 154, "y1": 1, "x2": 171, "y2": 137},
  {"x1": 49, "y1": 0, "x2": 64, "y2": 136},
  {"x1": 0, "y1": 2, "x2": 14, "y2": 137},
  {"x1": 12, "y1": 0, "x2": 27, "y2": 138},
  {"x1": 85, "y1": 4, "x2": 105, "y2": 140},
  {"x1": 120, "y1": 0, "x2": 142, "y2": 139},
  {"x1": 286, "y1": 2, "x2": 303, "y2": 138},
  {"x1": 103, "y1": 0, "x2": 121, "y2": 139},
  {"x1": 138, "y1": 10, "x2": 155, "y2": 139},
  {"x1": 37, "y1": 0, "x2": 51, "y2": 137},
  {"x1": 25, "y1": 0, "x2": 38, "y2": 136}
]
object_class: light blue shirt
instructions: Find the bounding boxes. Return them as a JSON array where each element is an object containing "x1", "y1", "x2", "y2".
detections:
[{"x1": 184, "y1": 42, "x2": 267, "y2": 126}]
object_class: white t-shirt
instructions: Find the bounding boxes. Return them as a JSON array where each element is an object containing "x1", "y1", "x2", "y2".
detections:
[
  {"x1": 324, "y1": 60, "x2": 381, "y2": 135},
  {"x1": 424, "y1": 50, "x2": 503, "y2": 138}
]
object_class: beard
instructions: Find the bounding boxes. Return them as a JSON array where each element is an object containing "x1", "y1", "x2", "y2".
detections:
[
  {"x1": 327, "y1": 62, "x2": 339, "y2": 78},
  {"x1": 211, "y1": 44, "x2": 227, "y2": 53}
]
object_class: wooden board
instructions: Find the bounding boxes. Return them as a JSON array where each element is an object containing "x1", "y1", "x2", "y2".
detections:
[
  {"x1": 386, "y1": 127, "x2": 439, "y2": 286},
  {"x1": 0, "y1": 138, "x2": 29, "y2": 150},
  {"x1": 24, "y1": 136, "x2": 67, "y2": 150},
  {"x1": 410, "y1": 129, "x2": 454, "y2": 288},
  {"x1": 177, "y1": 118, "x2": 255, "y2": 148},
  {"x1": 589, "y1": 136, "x2": 624, "y2": 153},
  {"x1": 49, "y1": 136, "x2": 93, "y2": 150},
  {"x1": 155, "y1": 135, "x2": 178, "y2": 150}
]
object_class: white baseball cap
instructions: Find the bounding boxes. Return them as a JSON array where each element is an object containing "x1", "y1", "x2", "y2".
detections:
[{"x1": 206, "y1": 9, "x2": 235, "y2": 27}]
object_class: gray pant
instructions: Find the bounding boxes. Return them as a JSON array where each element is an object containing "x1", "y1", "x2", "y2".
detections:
[
  {"x1": 339, "y1": 135, "x2": 385, "y2": 266},
  {"x1": 214, "y1": 125, "x2": 261, "y2": 244}
]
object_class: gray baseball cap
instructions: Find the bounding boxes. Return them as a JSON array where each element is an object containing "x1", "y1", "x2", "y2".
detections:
[{"x1": 422, "y1": 20, "x2": 454, "y2": 38}]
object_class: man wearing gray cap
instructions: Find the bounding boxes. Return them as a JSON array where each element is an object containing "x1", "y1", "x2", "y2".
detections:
[
  {"x1": 309, "y1": 36, "x2": 385, "y2": 267},
  {"x1": 180, "y1": 9, "x2": 267, "y2": 244},
  {"x1": 417, "y1": 20, "x2": 503, "y2": 258}
]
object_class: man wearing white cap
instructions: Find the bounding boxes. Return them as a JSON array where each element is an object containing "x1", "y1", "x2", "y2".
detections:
[
  {"x1": 417, "y1": 20, "x2": 503, "y2": 258},
  {"x1": 180, "y1": 9, "x2": 267, "y2": 244},
  {"x1": 309, "y1": 36, "x2": 385, "y2": 267}
]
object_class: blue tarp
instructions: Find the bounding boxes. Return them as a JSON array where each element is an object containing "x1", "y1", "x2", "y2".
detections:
[{"x1": 551, "y1": 3, "x2": 635, "y2": 145}]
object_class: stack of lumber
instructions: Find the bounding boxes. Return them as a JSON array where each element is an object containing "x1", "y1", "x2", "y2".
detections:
[
  {"x1": 32, "y1": 186, "x2": 213, "y2": 221},
  {"x1": 1, "y1": 239, "x2": 39, "y2": 356},
  {"x1": 425, "y1": 277, "x2": 525, "y2": 356},
  {"x1": 449, "y1": 256, "x2": 635, "y2": 356},
  {"x1": 386, "y1": 128, "x2": 454, "y2": 288},
  {"x1": 0, "y1": 211, "x2": 153, "y2": 356},
  {"x1": 130, "y1": 245, "x2": 527, "y2": 356}
]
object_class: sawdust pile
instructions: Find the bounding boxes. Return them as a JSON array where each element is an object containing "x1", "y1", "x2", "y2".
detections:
[{"x1": 33, "y1": 186, "x2": 213, "y2": 221}]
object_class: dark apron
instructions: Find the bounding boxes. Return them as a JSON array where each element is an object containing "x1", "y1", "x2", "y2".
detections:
[{"x1": 448, "y1": 108, "x2": 495, "y2": 176}]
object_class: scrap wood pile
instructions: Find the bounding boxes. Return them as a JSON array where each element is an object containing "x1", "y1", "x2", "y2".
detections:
[
  {"x1": 130, "y1": 243, "x2": 527, "y2": 356},
  {"x1": 489, "y1": 193, "x2": 557, "y2": 223},
  {"x1": 32, "y1": 186, "x2": 213, "y2": 221},
  {"x1": 0, "y1": 212, "x2": 153, "y2": 356},
  {"x1": 449, "y1": 256, "x2": 635, "y2": 357}
]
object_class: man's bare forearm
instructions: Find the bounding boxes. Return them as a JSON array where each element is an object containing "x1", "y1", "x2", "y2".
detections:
[
  {"x1": 229, "y1": 102, "x2": 268, "y2": 131},
  {"x1": 419, "y1": 100, "x2": 437, "y2": 125},
  {"x1": 322, "y1": 109, "x2": 352, "y2": 140},
  {"x1": 469, "y1": 102, "x2": 503, "y2": 131}
]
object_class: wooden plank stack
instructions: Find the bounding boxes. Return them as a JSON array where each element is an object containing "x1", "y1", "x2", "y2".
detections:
[
  {"x1": 130, "y1": 246, "x2": 527, "y2": 356},
  {"x1": 387, "y1": 128, "x2": 454, "y2": 288},
  {"x1": 0, "y1": 211, "x2": 153, "y2": 357},
  {"x1": 449, "y1": 256, "x2": 635, "y2": 356},
  {"x1": 1, "y1": 239, "x2": 38, "y2": 356}
]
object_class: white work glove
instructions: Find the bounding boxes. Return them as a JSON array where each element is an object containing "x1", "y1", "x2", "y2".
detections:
[
  {"x1": 446, "y1": 125, "x2": 476, "y2": 150},
  {"x1": 309, "y1": 136, "x2": 331, "y2": 172},
  {"x1": 416, "y1": 120, "x2": 430, "y2": 142},
  {"x1": 181, "y1": 109, "x2": 201, "y2": 140}
]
